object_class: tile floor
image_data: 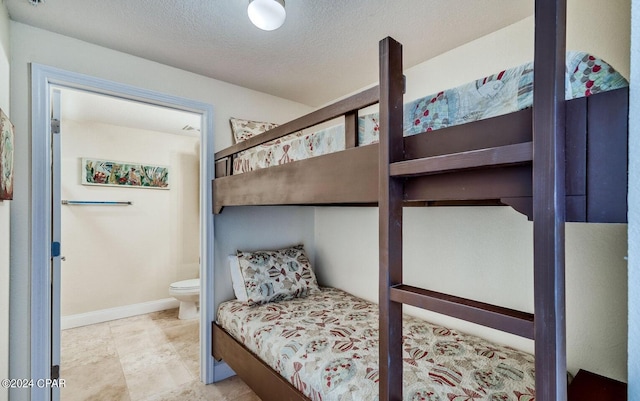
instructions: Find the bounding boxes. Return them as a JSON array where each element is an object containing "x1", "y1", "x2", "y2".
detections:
[{"x1": 60, "y1": 309, "x2": 261, "y2": 401}]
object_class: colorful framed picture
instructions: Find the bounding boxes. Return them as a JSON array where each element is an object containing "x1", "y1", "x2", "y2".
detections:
[
  {"x1": 0, "y1": 109, "x2": 14, "y2": 200},
  {"x1": 82, "y1": 158, "x2": 170, "y2": 189}
]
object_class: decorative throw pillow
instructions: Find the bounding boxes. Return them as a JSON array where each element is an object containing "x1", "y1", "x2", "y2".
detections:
[
  {"x1": 229, "y1": 117, "x2": 278, "y2": 144},
  {"x1": 236, "y1": 244, "x2": 319, "y2": 305}
]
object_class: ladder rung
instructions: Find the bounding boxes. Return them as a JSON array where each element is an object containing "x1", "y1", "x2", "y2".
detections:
[
  {"x1": 390, "y1": 142, "x2": 533, "y2": 177},
  {"x1": 389, "y1": 284, "x2": 534, "y2": 339}
]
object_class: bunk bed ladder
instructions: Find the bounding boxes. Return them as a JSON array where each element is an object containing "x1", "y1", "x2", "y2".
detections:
[{"x1": 379, "y1": 1, "x2": 568, "y2": 400}]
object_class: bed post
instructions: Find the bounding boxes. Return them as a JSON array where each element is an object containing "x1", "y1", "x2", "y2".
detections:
[
  {"x1": 533, "y1": 0, "x2": 567, "y2": 400},
  {"x1": 345, "y1": 110, "x2": 359, "y2": 148},
  {"x1": 378, "y1": 36, "x2": 404, "y2": 401}
]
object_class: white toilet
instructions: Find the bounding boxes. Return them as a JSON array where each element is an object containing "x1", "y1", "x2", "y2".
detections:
[{"x1": 169, "y1": 278, "x2": 200, "y2": 320}]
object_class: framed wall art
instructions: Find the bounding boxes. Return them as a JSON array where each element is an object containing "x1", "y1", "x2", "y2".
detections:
[
  {"x1": 0, "y1": 108, "x2": 14, "y2": 200},
  {"x1": 82, "y1": 158, "x2": 170, "y2": 189}
]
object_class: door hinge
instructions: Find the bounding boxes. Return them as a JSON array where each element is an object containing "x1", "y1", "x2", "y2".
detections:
[
  {"x1": 51, "y1": 118, "x2": 60, "y2": 134},
  {"x1": 51, "y1": 241, "x2": 61, "y2": 258},
  {"x1": 51, "y1": 365, "x2": 60, "y2": 380}
]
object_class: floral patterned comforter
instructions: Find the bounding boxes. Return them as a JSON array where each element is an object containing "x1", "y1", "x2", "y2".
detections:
[
  {"x1": 217, "y1": 288, "x2": 536, "y2": 401},
  {"x1": 232, "y1": 51, "x2": 627, "y2": 175},
  {"x1": 233, "y1": 125, "x2": 345, "y2": 174}
]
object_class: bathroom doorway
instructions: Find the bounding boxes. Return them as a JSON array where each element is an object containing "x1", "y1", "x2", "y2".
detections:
[
  {"x1": 56, "y1": 87, "x2": 203, "y2": 399},
  {"x1": 30, "y1": 64, "x2": 216, "y2": 401}
]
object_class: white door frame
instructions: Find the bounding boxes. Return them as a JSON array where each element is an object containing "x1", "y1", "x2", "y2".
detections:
[
  {"x1": 49, "y1": 88, "x2": 62, "y2": 401},
  {"x1": 30, "y1": 63, "x2": 216, "y2": 400}
]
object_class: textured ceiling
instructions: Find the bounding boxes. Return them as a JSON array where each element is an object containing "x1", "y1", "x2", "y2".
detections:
[{"x1": 6, "y1": 0, "x2": 533, "y2": 107}]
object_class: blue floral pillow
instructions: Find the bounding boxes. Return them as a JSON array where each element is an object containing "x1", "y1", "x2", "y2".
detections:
[{"x1": 236, "y1": 245, "x2": 319, "y2": 305}]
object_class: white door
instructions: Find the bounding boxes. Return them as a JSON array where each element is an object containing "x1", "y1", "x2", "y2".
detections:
[{"x1": 50, "y1": 88, "x2": 62, "y2": 401}]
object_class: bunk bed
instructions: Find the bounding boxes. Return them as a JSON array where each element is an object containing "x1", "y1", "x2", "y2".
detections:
[
  {"x1": 213, "y1": 66, "x2": 627, "y2": 224},
  {"x1": 211, "y1": 1, "x2": 629, "y2": 400}
]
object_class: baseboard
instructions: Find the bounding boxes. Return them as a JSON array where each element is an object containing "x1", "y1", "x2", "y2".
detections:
[{"x1": 61, "y1": 298, "x2": 180, "y2": 329}]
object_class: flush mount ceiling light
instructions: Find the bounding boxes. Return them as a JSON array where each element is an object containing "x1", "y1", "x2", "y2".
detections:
[{"x1": 248, "y1": 0, "x2": 286, "y2": 31}]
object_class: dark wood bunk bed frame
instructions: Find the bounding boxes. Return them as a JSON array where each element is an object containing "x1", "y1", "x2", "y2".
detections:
[{"x1": 211, "y1": 1, "x2": 628, "y2": 400}]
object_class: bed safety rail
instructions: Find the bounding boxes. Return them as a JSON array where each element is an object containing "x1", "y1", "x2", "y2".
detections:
[{"x1": 214, "y1": 86, "x2": 380, "y2": 178}]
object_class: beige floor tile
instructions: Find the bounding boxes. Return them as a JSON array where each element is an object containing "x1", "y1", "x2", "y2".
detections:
[
  {"x1": 118, "y1": 342, "x2": 181, "y2": 373},
  {"x1": 123, "y1": 359, "x2": 193, "y2": 401},
  {"x1": 60, "y1": 310, "x2": 260, "y2": 401},
  {"x1": 143, "y1": 376, "x2": 262, "y2": 401},
  {"x1": 230, "y1": 392, "x2": 262, "y2": 401},
  {"x1": 160, "y1": 320, "x2": 198, "y2": 346},
  {"x1": 212, "y1": 376, "x2": 257, "y2": 400},
  {"x1": 148, "y1": 309, "x2": 187, "y2": 329},
  {"x1": 111, "y1": 326, "x2": 169, "y2": 356},
  {"x1": 60, "y1": 355, "x2": 130, "y2": 401},
  {"x1": 62, "y1": 341, "x2": 119, "y2": 369},
  {"x1": 160, "y1": 323, "x2": 199, "y2": 378},
  {"x1": 61, "y1": 321, "x2": 112, "y2": 343},
  {"x1": 61, "y1": 323, "x2": 118, "y2": 368},
  {"x1": 179, "y1": 352, "x2": 200, "y2": 380},
  {"x1": 109, "y1": 315, "x2": 156, "y2": 336},
  {"x1": 140, "y1": 380, "x2": 224, "y2": 401}
]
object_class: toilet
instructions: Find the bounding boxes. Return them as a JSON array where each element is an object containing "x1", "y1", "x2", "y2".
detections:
[{"x1": 169, "y1": 278, "x2": 200, "y2": 320}]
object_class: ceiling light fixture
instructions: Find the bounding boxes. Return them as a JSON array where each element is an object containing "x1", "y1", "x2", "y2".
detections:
[{"x1": 247, "y1": 0, "x2": 286, "y2": 31}]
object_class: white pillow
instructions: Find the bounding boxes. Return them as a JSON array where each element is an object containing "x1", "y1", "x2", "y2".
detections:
[{"x1": 228, "y1": 255, "x2": 248, "y2": 302}]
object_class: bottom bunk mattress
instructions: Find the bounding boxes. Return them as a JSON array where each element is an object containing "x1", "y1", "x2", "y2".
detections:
[{"x1": 217, "y1": 287, "x2": 536, "y2": 401}]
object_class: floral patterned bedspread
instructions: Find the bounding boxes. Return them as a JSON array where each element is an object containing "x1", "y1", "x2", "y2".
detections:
[
  {"x1": 233, "y1": 125, "x2": 345, "y2": 174},
  {"x1": 217, "y1": 288, "x2": 536, "y2": 401},
  {"x1": 232, "y1": 51, "x2": 627, "y2": 175}
]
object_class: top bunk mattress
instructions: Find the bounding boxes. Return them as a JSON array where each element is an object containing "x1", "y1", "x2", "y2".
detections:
[
  {"x1": 232, "y1": 51, "x2": 628, "y2": 175},
  {"x1": 217, "y1": 287, "x2": 536, "y2": 401}
]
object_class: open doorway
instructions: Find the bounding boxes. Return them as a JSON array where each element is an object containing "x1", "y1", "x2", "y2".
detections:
[
  {"x1": 57, "y1": 87, "x2": 202, "y2": 399},
  {"x1": 30, "y1": 64, "x2": 217, "y2": 401}
]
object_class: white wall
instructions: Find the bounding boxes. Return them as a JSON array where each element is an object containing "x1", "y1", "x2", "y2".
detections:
[
  {"x1": 9, "y1": 21, "x2": 315, "y2": 401},
  {"x1": 7, "y1": 1, "x2": 635, "y2": 398},
  {"x1": 315, "y1": 0, "x2": 630, "y2": 382},
  {"x1": 0, "y1": 3, "x2": 10, "y2": 401},
  {"x1": 60, "y1": 120, "x2": 199, "y2": 316},
  {"x1": 628, "y1": 0, "x2": 639, "y2": 397}
]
